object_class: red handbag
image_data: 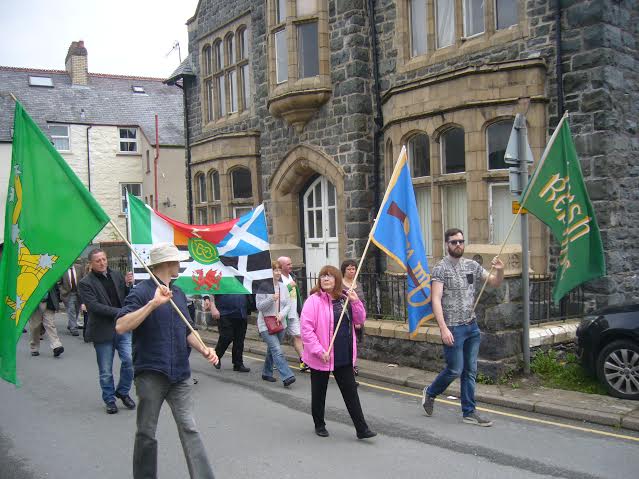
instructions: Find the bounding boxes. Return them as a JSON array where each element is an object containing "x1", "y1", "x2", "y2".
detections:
[{"x1": 264, "y1": 296, "x2": 284, "y2": 335}]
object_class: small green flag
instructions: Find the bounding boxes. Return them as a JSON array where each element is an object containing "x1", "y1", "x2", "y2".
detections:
[
  {"x1": 0, "y1": 101, "x2": 110, "y2": 384},
  {"x1": 521, "y1": 115, "x2": 606, "y2": 303}
]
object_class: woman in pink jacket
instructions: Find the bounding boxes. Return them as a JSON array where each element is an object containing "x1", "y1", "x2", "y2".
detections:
[{"x1": 300, "y1": 265, "x2": 376, "y2": 440}]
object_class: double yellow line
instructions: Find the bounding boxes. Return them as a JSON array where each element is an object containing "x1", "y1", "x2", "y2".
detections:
[{"x1": 243, "y1": 354, "x2": 639, "y2": 443}]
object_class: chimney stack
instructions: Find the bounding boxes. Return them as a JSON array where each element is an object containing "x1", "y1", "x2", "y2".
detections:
[{"x1": 65, "y1": 40, "x2": 88, "y2": 86}]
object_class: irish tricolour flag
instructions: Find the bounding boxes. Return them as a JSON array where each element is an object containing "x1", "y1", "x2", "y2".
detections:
[{"x1": 127, "y1": 193, "x2": 274, "y2": 295}]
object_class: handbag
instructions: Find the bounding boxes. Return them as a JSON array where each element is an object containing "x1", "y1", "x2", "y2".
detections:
[{"x1": 264, "y1": 293, "x2": 284, "y2": 335}]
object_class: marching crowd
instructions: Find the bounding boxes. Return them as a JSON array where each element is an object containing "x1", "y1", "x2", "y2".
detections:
[{"x1": 26, "y1": 227, "x2": 504, "y2": 479}]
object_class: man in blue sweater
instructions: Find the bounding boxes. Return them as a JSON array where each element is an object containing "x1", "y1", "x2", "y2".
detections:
[{"x1": 115, "y1": 243, "x2": 218, "y2": 479}]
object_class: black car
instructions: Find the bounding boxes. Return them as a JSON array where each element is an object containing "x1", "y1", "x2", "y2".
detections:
[{"x1": 576, "y1": 303, "x2": 639, "y2": 400}]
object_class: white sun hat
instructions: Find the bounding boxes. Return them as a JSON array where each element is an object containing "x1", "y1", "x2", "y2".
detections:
[{"x1": 147, "y1": 242, "x2": 190, "y2": 266}]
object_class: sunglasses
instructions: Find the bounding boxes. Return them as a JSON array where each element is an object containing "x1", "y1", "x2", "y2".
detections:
[{"x1": 448, "y1": 240, "x2": 465, "y2": 246}]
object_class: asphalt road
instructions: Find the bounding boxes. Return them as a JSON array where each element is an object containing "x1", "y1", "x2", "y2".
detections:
[{"x1": 1, "y1": 314, "x2": 638, "y2": 479}]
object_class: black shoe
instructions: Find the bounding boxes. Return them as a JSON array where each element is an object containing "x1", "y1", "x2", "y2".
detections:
[
  {"x1": 315, "y1": 426, "x2": 329, "y2": 437},
  {"x1": 283, "y1": 376, "x2": 296, "y2": 387},
  {"x1": 70, "y1": 330, "x2": 79, "y2": 337},
  {"x1": 31, "y1": 351, "x2": 39, "y2": 356},
  {"x1": 77, "y1": 325, "x2": 84, "y2": 330},
  {"x1": 262, "y1": 375, "x2": 276, "y2": 382},
  {"x1": 214, "y1": 358, "x2": 221, "y2": 370},
  {"x1": 357, "y1": 429, "x2": 377, "y2": 440},
  {"x1": 53, "y1": 346, "x2": 64, "y2": 357},
  {"x1": 233, "y1": 364, "x2": 250, "y2": 373},
  {"x1": 105, "y1": 402, "x2": 118, "y2": 414},
  {"x1": 115, "y1": 392, "x2": 136, "y2": 410}
]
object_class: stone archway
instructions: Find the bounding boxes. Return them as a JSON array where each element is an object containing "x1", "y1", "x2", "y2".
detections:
[{"x1": 268, "y1": 144, "x2": 345, "y2": 267}]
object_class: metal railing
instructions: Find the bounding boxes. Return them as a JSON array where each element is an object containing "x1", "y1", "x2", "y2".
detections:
[{"x1": 295, "y1": 271, "x2": 584, "y2": 325}]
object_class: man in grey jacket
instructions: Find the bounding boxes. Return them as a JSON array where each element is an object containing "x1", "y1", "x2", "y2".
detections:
[{"x1": 78, "y1": 248, "x2": 134, "y2": 414}]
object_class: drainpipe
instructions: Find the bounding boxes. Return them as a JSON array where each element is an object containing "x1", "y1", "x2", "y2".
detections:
[
  {"x1": 180, "y1": 81, "x2": 194, "y2": 224},
  {"x1": 86, "y1": 125, "x2": 92, "y2": 191},
  {"x1": 555, "y1": 2, "x2": 564, "y2": 117},
  {"x1": 154, "y1": 114, "x2": 159, "y2": 210},
  {"x1": 368, "y1": 0, "x2": 384, "y2": 275}
]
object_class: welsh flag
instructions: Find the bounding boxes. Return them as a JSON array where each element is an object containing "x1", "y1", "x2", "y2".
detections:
[{"x1": 127, "y1": 193, "x2": 274, "y2": 295}]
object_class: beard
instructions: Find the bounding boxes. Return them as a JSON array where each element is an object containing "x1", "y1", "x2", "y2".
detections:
[{"x1": 448, "y1": 246, "x2": 464, "y2": 258}]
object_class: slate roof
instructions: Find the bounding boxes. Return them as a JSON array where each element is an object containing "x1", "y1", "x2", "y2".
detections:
[
  {"x1": 0, "y1": 66, "x2": 185, "y2": 146},
  {"x1": 165, "y1": 54, "x2": 195, "y2": 85}
]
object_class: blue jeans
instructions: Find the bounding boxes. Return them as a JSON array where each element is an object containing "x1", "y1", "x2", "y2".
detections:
[
  {"x1": 260, "y1": 330, "x2": 294, "y2": 383},
  {"x1": 426, "y1": 321, "x2": 481, "y2": 417},
  {"x1": 94, "y1": 332, "x2": 133, "y2": 404},
  {"x1": 133, "y1": 372, "x2": 215, "y2": 479}
]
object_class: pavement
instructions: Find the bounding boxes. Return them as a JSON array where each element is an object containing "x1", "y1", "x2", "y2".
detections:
[{"x1": 197, "y1": 323, "x2": 639, "y2": 433}]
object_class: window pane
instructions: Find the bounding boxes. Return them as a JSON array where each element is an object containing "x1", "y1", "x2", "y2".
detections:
[
  {"x1": 217, "y1": 76, "x2": 226, "y2": 116},
  {"x1": 275, "y1": 29, "x2": 288, "y2": 83},
  {"x1": 307, "y1": 210, "x2": 315, "y2": 237},
  {"x1": 298, "y1": 22, "x2": 319, "y2": 78},
  {"x1": 410, "y1": 0, "x2": 427, "y2": 57},
  {"x1": 229, "y1": 71, "x2": 238, "y2": 113},
  {"x1": 327, "y1": 183, "x2": 335, "y2": 206},
  {"x1": 227, "y1": 34, "x2": 236, "y2": 65},
  {"x1": 209, "y1": 205, "x2": 222, "y2": 223},
  {"x1": 50, "y1": 125, "x2": 68, "y2": 136},
  {"x1": 436, "y1": 0, "x2": 455, "y2": 48},
  {"x1": 496, "y1": 0, "x2": 518, "y2": 30},
  {"x1": 215, "y1": 42, "x2": 223, "y2": 71},
  {"x1": 203, "y1": 46, "x2": 212, "y2": 75},
  {"x1": 197, "y1": 208, "x2": 208, "y2": 225},
  {"x1": 315, "y1": 183, "x2": 322, "y2": 206},
  {"x1": 205, "y1": 79, "x2": 214, "y2": 122},
  {"x1": 328, "y1": 209, "x2": 336, "y2": 237},
  {"x1": 443, "y1": 184, "x2": 467, "y2": 241},
  {"x1": 463, "y1": 0, "x2": 484, "y2": 37},
  {"x1": 198, "y1": 175, "x2": 207, "y2": 203},
  {"x1": 239, "y1": 28, "x2": 248, "y2": 59},
  {"x1": 297, "y1": 0, "x2": 317, "y2": 16},
  {"x1": 210, "y1": 171, "x2": 220, "y2": 200},
  {"x1": 277, "y1": 0, "x2": 287, "y2": 23},
  {"x1": 241, "y1": 64, "x2": 250, "y2": 110},
  {"x1": 442, "y1": 128, "x2": 465, "y2": 173},
  {"x1": 408, "y1": 133, "x2": 430, "y2": 177},
  {"x1": 53, "y1": 138, "x2": 70, "y2": 151},
  {"x1": 415, "y1": 187, "x2": 433, "y2": 256},
  {"x1": 491, "y1": 184, "x2": 520, "y2": 244},
  {"x1": 487, "y1": 120, "x2": 513, "y2": 170},
  {"x1": 232, "y1": 168, "x2": 252, "y2": 198},
  {"x1": 315, "y1": 210, "x2": 322, "y2": 237},
  {"x1": 121, "y1": 183, "x2": 142, "y2": 213}
]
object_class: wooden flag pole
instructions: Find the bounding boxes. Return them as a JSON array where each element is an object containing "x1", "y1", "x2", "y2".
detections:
[
  {"x1": 108, "y1": 219, "x2": 208, "y2": 351},
  {"x1": 327, "y1": 146, "x2": 409, "y2": 354}
]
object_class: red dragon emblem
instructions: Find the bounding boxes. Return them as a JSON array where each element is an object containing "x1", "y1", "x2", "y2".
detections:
[{"x1": 192, "y1": 269, "x2": 223, "y2": 291}]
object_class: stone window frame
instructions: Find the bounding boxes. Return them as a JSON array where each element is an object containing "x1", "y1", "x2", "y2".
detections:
[
  {"x1": 229, "y1": 165, "x2": 254, "y2": 202},
  {"x1": 200, "y1": 19, "x2": 251, "y2": 127},
  {"x1": 398, "y1": 0, "x2": 528, "y2": 73},
  {"x1": 194, "y1": 172, "x2": 207, "y2": 205},
  {"x1": 267, "y1": 0, "x2": 330, "y2": 95}
]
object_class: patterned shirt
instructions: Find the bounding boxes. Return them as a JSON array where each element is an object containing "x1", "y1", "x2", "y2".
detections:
[{"x1": 431, "y1": 256, "x2": 487, "y2": 327}]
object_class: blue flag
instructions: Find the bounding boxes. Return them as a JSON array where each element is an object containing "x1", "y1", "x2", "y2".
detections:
[{"x1": 370, "y1": 146, "x2": 433, "y2": 335}]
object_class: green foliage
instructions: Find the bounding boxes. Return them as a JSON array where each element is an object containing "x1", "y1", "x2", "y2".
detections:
[{"x1": 531, "y1": 350, "x2": 607, "y2": 395}]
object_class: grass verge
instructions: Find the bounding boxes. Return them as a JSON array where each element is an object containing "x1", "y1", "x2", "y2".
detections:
[{"x1": 530, "y1": 350, "x2": 607, "y2": 395}]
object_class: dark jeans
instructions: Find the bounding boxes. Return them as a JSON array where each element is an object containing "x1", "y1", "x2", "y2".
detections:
[
  {"x1": 426, "y1": 320, "x2": 481, "y2": 416},
  {"x1": 310, "y1": 365, "x2": 369, "y2": 434},
  {"x1": 133, "y1": 372, "x2": 215, "y2": 479},
  {"x1": 215, "y1": 315, "x2": 247, "y2": 366},
  {"x1": 93, "y1": 332, "x2": 133, "y2": 405}
]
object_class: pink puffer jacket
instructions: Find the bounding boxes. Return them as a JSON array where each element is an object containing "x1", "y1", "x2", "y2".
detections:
[{"x1": 300, "y1": 290, "x2": 366, "y2": 371}]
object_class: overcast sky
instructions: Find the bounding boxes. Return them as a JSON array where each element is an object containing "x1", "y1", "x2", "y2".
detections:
[{"x1": 0, "y1": 0, "x2": 199, "y2": 78}]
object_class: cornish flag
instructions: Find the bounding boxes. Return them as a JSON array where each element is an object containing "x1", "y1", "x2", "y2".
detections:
[{"x1": 127, "y1": 193, "x2": 274, "y2": 295}]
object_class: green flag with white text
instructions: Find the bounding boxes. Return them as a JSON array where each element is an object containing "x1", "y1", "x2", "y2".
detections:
[
  {"x1": 521, "y1": 115, "x2": 606, "y2": 303},
  {"x1": 0, "y1": 101, "x2": 109, "y2": 384}
]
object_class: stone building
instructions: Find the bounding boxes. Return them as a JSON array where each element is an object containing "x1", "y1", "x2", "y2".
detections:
[
  {"x1": 173, "y1": 0, "x2": 638, "y2": 364},
  {"x1": 0, "y1": 41, "x2": 188, "y2": 247}
]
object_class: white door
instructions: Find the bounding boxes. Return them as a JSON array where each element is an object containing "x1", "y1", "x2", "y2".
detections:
[{"x1": 303, "y1": 176, "x2": 339, "y2": 283}]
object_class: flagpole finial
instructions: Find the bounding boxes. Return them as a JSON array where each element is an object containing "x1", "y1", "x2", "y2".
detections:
[{"x1": 9, "y1": 93, "x2": 18, "y2": 103}]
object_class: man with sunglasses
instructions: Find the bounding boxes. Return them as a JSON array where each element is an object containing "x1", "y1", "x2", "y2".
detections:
[{"x1": 421, "y1": 228, "x2": 504, "y2": 426}]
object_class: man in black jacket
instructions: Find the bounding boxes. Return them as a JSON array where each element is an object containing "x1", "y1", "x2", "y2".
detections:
[{"x1": 78, "y1": 248, "x2": 135, "y2": 414}]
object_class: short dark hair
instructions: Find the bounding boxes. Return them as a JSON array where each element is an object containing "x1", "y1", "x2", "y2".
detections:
[
  {"x1": 340, "y1": 259, "x2": 357, "y2": 275},
  {"x1": 87, "y1": 248, "x2": 106, "y2": 261},
  {"x1": 444, "y1": 228, "x2": 464, "y2": 243}
]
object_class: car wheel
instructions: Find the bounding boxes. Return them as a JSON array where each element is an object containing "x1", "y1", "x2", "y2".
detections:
[{"x1": 596, "y1": 340, "x2": 639, "y2": 400}]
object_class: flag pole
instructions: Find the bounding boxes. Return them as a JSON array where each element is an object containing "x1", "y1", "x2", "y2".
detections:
[
  {"x1": 108, "y1": 219, "x2": 208, "y2": 351},
  {"x1": 471, "y1": 112, "x2": 570, "y2": 313},
  {"x1": 327, "y1": 146, "x2": 409, "y2": 354}
]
